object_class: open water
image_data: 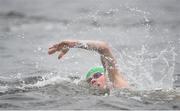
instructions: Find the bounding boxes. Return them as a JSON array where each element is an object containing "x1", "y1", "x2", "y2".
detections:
[{"x1": 0, "y1": 0, "x2": 180, "y2": 110}]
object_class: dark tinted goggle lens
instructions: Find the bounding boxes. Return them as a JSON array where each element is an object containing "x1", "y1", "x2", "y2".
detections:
[
  {"x1": 87, "y1": 72, "x2": 103, "y2": 83},
  {"x1": 93, "y1": 72, "x2": 103, "y2": 78}
]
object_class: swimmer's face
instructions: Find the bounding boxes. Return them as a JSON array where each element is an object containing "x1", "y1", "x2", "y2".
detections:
[{"x1": 87, "y1": 73, "x2": 106, "y2": 90}]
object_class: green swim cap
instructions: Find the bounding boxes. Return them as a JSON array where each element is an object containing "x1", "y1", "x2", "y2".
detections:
[{"x1": 85, "y1": 66, "x2": 105, "y2": 79}]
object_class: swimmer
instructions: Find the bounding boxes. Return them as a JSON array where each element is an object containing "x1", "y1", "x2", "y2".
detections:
[{"x1": 48, "y1": 40, "x2": 129, "y2": 90}]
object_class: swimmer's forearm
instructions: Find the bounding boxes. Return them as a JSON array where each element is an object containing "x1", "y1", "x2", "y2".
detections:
[
  {"x1": 68, "y1": 40, "x2": 113, "y2": 55},
  {"x1": 72, "y1": 40, "x2": 119, "y2": 70},
  {"x1": 49, "y1": 39, "x2": 114, "y2": 58},
  {"x1": 66, "y1": 40, "x2": 117, "y2": 65}
]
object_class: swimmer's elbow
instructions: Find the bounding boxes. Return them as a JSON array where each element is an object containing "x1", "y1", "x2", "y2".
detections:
[
  {"x1": 98, "y1": 41, "x2": 111, "y2": 54},
  {"x1": 100, "y1": 41, "x2": 109, "y2": 47}
]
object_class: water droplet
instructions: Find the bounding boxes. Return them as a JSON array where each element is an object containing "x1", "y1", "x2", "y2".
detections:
[{"x1": 38, "y1": 47, "x2": 42, "y2": 51}]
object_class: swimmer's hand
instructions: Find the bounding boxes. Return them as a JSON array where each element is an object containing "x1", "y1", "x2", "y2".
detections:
[
  {"x1": 48, "y1": 40, "x2": 77, "y2": 59},
  {"x1": 48, "y1": 39, "x2": 108, "y2": 59}
]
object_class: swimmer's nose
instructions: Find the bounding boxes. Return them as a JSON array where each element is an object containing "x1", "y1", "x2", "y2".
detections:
[
  {"x1": 97, "y1": 83, "x2": 101, "y2": 87},
  {"x1": 91, "y1": 79, "x2": 96, "y2": 84},
  {"x1": 90, "y1": 80, "x2": 102, "y2": 88}
]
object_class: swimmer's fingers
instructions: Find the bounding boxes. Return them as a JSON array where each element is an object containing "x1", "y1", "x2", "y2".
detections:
[
  {"x1": 49, "y1": 46, "x2": 55, "y2": 50},
  {"x1": 49, "y1": 43, "x2": 59, "y2": 49},
  {"x1": 48, "y1": 48, "x2": 57, "y2": 55},
  {"x1": 48, "y1": 41, "x2": 70, "y2": 55},
  {"x1": 48, "y1": 43, "x2": 64, "y2": 54},
  {"x1": 58, "y1": 48, "x2": 69, "y2": 59},
  {"x1": 48, "y1": 44, "x2": 59, "y2": 55}
]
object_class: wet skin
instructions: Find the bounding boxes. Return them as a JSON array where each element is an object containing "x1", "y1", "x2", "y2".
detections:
[{"x1": 88, "y1": 74, "x2": 107, "y2": 90}]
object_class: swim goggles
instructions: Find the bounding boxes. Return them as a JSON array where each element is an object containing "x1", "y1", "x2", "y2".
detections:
[{"x1": 87, "y1": 72, "x2": 103, "y2": 83}]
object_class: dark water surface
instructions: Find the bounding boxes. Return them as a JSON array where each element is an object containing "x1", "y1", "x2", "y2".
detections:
[{"x1": 0, "y1": 0, "x2": 180, "y2": 110}]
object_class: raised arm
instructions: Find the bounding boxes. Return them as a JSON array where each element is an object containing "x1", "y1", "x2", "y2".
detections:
[{"x1": 48, "y1": 40, "x2": 128, "y2": 88}]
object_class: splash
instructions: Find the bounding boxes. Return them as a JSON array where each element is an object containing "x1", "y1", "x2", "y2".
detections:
[
  {"x1": 0, "y1": 71, "x2": 72, "y2": 95},
  {"x1": 115, "y1": 44, "x2": 176, "y2": 90}
]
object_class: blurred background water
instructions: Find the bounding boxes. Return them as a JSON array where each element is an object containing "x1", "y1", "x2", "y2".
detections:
[{"x1": 0, "y1": 0, "x2": 180, "y2": 110}]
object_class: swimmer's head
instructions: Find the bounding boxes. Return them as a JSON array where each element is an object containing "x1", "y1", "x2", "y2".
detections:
[{"x1": 85, "y1": 66, "x2": 106, "y2": 89}]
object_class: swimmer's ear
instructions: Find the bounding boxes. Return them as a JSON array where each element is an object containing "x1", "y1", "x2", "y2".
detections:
[{"x1": 58, "y1": 48, "x2": 69, "y2": 59}]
